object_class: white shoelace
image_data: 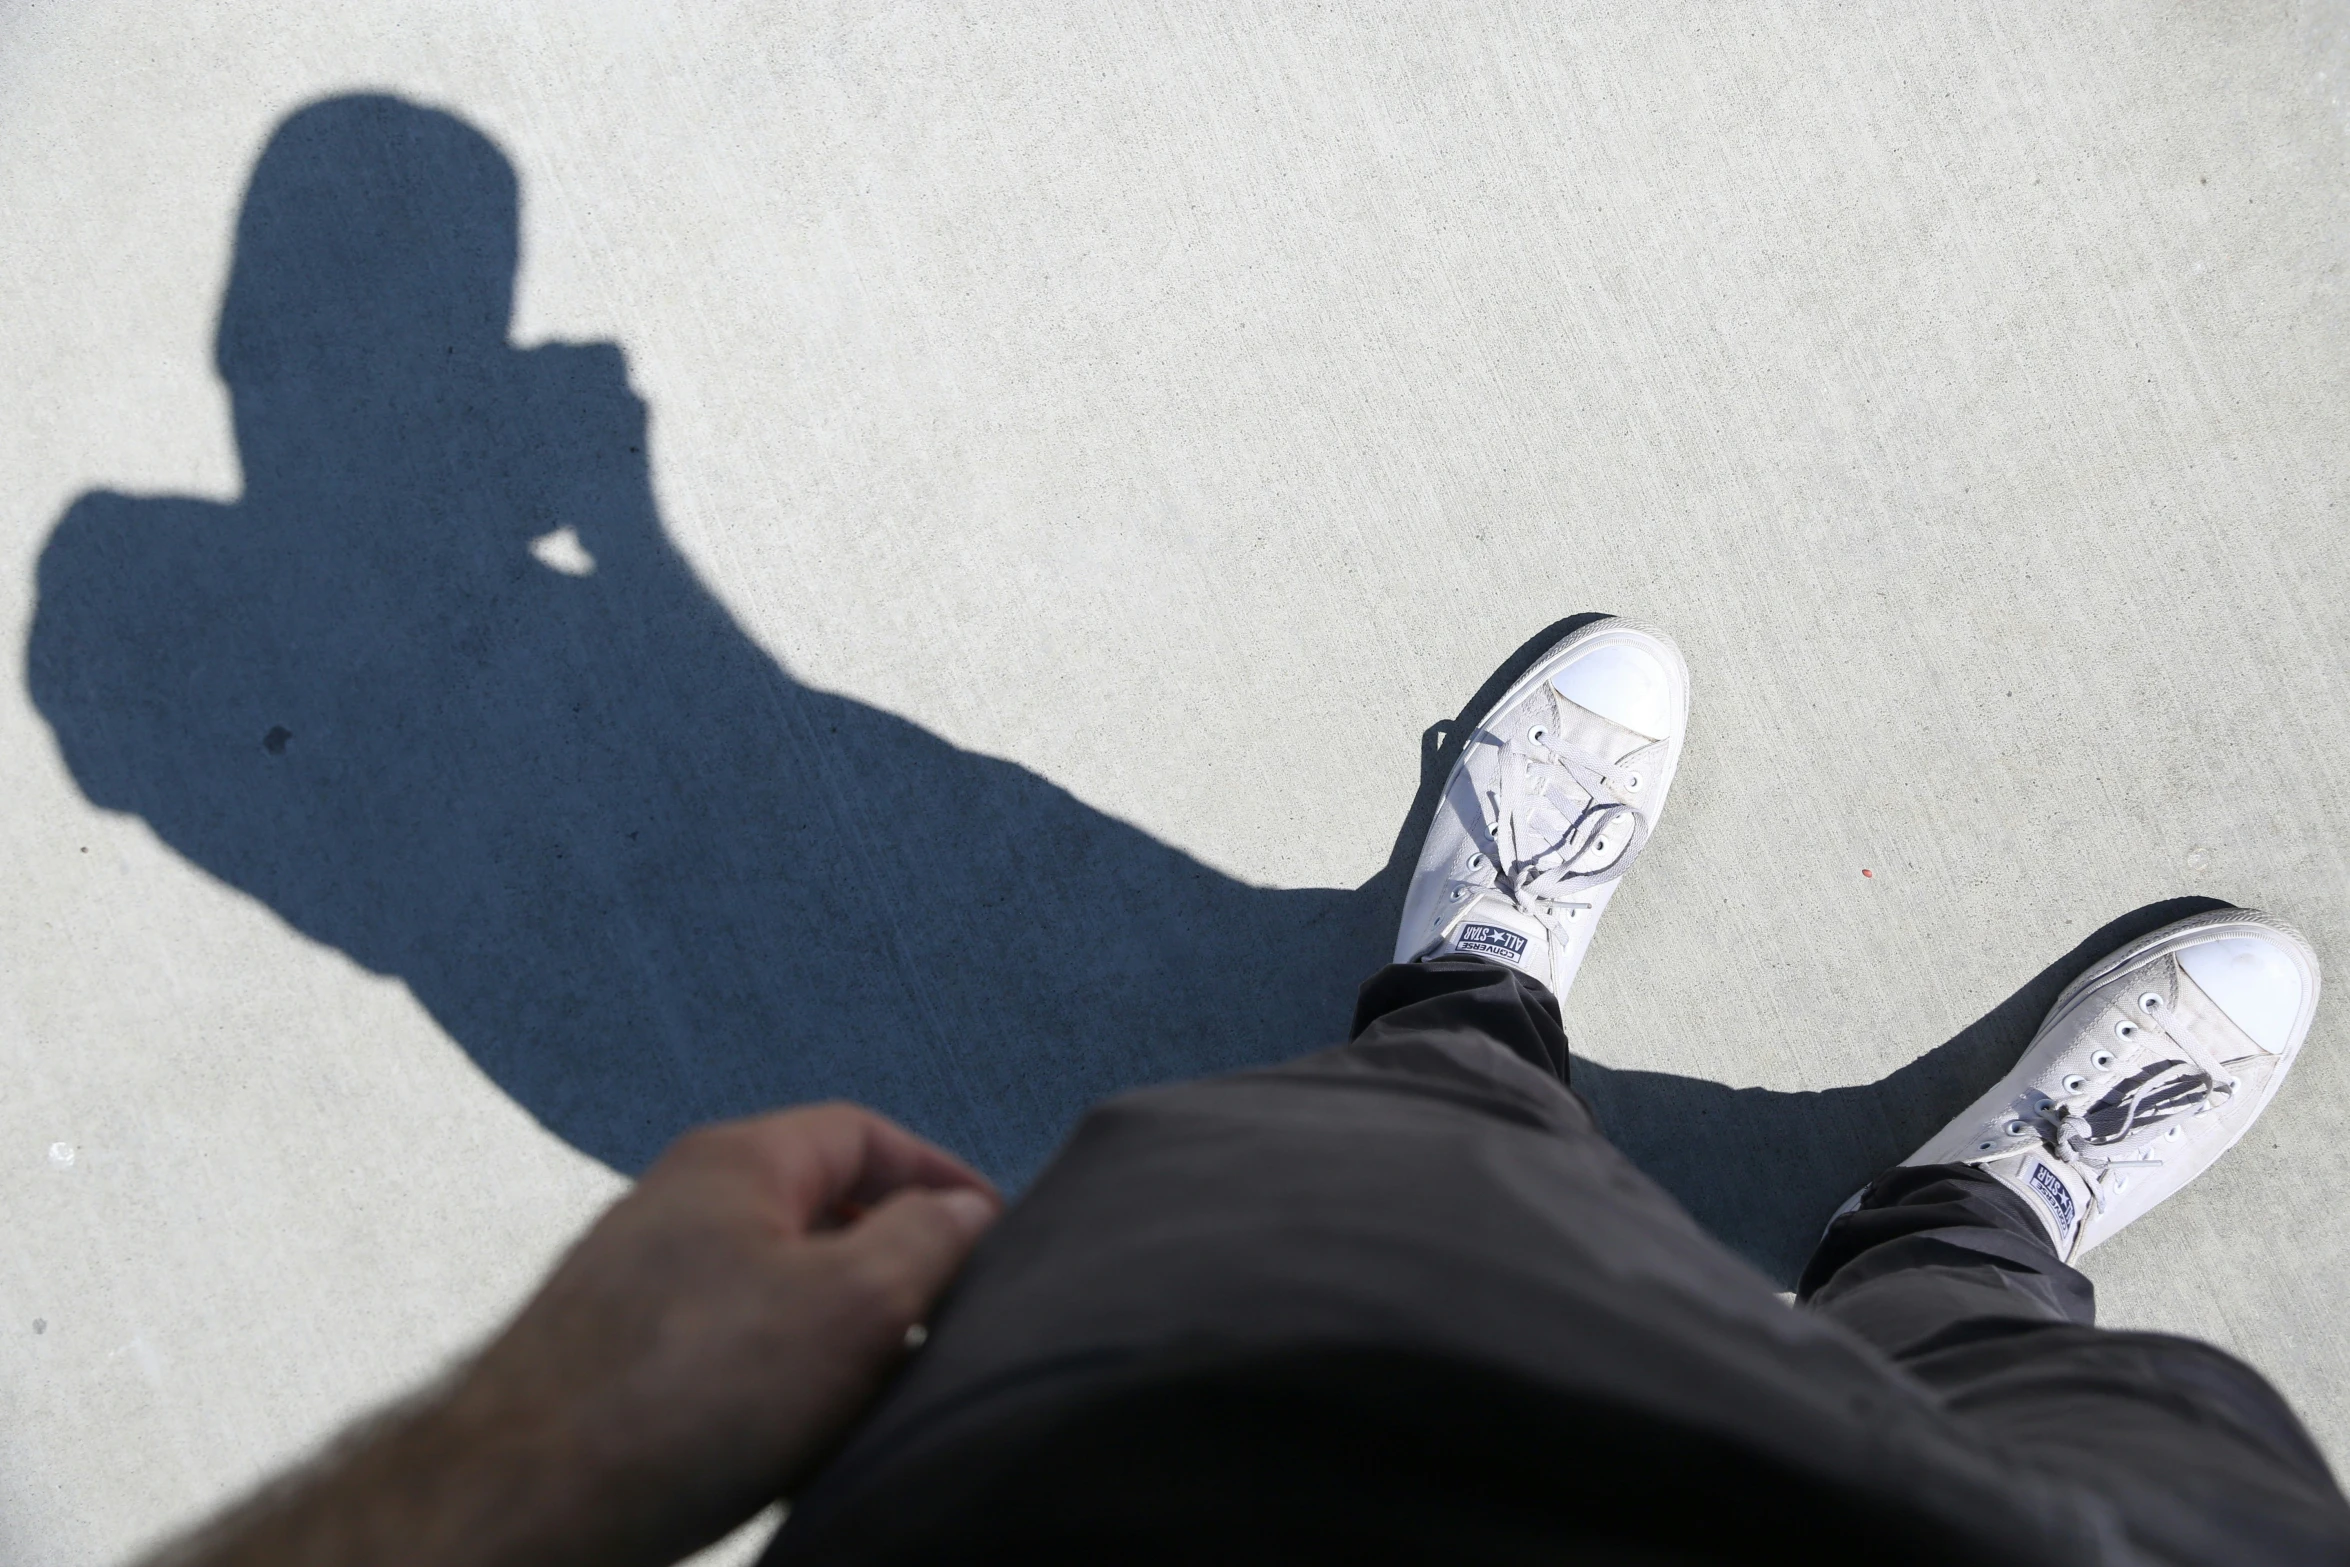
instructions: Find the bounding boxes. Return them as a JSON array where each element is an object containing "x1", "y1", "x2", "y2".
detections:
[
  {"x1": 2041, "y1": 1109, "x2": 2177, "y2": 1213},
  {"x1": 2031, "y1": 982, "x2": 2244, "y2": 1214},
  {"x1": 1427, "y1": 699, "x2": 1664, "y2": 957}
]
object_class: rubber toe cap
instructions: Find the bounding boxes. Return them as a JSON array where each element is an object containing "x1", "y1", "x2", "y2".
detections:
[
  {"x1": 2179, "y1": 935, "x2": 2305, "y2": 1053},
  {"x1": 1550, "y1": 642, "x2": 1673, "y2": 738}
]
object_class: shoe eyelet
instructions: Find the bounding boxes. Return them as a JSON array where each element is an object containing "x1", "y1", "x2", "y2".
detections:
[
  {"x1": 1467, "y1": 853, "x2": 1486, "y2": 869},
  {"x1": 1626, "y1": 774, "x2": 1642, "y2": 789},
  {"x1": 2166, "y1": 1126, "x2": 2181, "y2": 1140},
  {"x1": 2062, "y1": 1074, "x2": 2087, "y2": 1094},
  {"x1": 1450, "y1": 888, "x2": 1467, "y2": 902},
  {"x1": 1593, "y1": 839, "x2": 1607, "y2": 853},
  {"x1": 2036, "y1": 1099, "x2": 2055, "y2": 1115},
  {"x1": 2114, "y1": 1021, "x2": 2137, "y2": 1040},
  {"x1": 2004, "y1": 1120, "x2": 2029, "y2": 1136},
  {"x1": 1976, "y1": 1140, "x2": 1996, "y2": 1152},
  {"x1": 1529, "y1": 727, "x2": 1547, "y2": 745},
  {"x1": 2140, "y1": 992, "x2": 2164, "y2": 1013},
  {"x1": 2091, "y1": 1050, "x2": 2115, "y2": 1070},
  {"x1": 2113, "y1": 1176, "x2": 2130, "y2": 1193}
]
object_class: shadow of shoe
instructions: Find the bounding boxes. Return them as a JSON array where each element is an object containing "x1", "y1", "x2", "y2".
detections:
[
  {"x1": 1573, "y1": 896, "x2": 2235, "y2": 1282},
  {"x1": 1379, "y1": 615, "x2": 2237, "y2": 1281}
]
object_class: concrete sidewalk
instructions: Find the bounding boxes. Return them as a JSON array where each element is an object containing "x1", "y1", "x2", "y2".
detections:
[{"x1": 5, "y1": 3, "x2": 2348, "y2": 1561}]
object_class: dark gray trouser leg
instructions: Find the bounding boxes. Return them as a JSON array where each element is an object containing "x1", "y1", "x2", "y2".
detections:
[
  {"x1": 1346, "y1": 951, "x2": 1578, "y2": 1082},
  {"x1": 794, "y1": 955, "x2": 2103, "y2": 1555},
  {"x1": 1801, "y1": 1164, "x2": 2350, "y2": 1565},
  {"x1": 789, "y1": 956, "x2": 2336, "y2": 1564}
]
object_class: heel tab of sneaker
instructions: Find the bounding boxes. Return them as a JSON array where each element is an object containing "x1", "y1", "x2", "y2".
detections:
[
  {"x1": 1421, "y1": 895, "x2": 1549, "y2": 975},
  {"x1": 1973, "y1": 1150, "x2": 2093, "y2": 1260}
]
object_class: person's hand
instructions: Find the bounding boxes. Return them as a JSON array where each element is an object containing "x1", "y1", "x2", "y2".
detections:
[{"x1": 151, "y1": 1104, "x2": 1000, "y2": 1567}]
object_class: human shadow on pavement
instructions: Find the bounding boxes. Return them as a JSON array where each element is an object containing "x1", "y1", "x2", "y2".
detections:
[
  {"x1": 23, "y1": 94, "x2": 2209, "y2": 1282},
  {"x1": 27, "y1": 95, "x2": 1386, "y2": 1186}
]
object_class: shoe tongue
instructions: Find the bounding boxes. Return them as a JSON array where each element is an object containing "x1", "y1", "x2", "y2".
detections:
[
  {"x1": 1976, "y1": 1148, "x2": 2092, "y2": 1259},
  {"x1": 1544, "y1": 690, "x2": 1660, "y2": 766},
  {"x1": 1439, "y1": 898, "x2": 1547, "y2": 974}
]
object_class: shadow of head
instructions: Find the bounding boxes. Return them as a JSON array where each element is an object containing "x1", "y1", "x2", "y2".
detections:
[{"x1": 219, "y1": 96, "x2": 516, "y2": 437}]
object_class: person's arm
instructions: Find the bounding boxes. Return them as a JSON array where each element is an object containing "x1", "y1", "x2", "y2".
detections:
[{"x1": 144, "y1": 1104, "x2": 1001, "y2": 1567}]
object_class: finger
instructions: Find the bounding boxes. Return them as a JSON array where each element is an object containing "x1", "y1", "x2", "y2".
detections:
[
  {"x1": 832, "y1": 1110, "x2": 997, "y2": 1210},
  {"x1": 832, "y1": 1186, "x2": 1001, "y2": 1326},
  {"x1": 676, "y1": 1105, "x2": 996, "y2": 1233}
]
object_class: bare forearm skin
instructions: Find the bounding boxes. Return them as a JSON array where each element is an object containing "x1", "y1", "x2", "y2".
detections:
[{"x1": 137, "y1": 1106, "x2": 998, "y2": 1567}]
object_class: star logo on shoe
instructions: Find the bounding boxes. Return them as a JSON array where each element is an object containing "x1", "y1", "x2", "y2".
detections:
[
  {"x1": 2022, "y1": 1158, "x2": 2079, "y2": 1245},
  {"x1": 1455, "y1": 923, "x2": 1530, "y2": 968}
]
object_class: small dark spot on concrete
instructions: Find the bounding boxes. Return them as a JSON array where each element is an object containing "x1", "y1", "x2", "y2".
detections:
[
  {"x1": 32, "y1": 1319, "x2": 45, "y2": 1334},
  {"x1": 263, "y1": 725, "x2": 292, "y2": 755},
  {"x1": 80, "y1": 846, "x2": 88, "y2": 854}
]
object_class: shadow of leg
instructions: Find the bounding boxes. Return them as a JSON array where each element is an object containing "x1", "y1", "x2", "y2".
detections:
[{"x1": 1576, "y1": 897, "x2": 2236, "y2": 1283}]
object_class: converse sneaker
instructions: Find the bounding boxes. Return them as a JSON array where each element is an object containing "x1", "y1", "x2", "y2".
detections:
[
  {"x1": 1395, "y1": 617, "x2": 1690, "y2": 999},
  {"x1": 1887, "y1": 909, "x2": 2320, "y2": 1262}
]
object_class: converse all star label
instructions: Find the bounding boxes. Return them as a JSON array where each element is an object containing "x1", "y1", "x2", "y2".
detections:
[{"x1": 1455, "y1": 923, "x2": 1530, "y2": 967}]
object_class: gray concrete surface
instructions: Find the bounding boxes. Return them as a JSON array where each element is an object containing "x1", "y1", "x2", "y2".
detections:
[{"x1": 6, "y1": 2, "x2": 2350, "y2": 1560}]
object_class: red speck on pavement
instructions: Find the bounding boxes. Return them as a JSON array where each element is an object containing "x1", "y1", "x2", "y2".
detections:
[{"x1": 1862, "y1": 869, "x2": 1874, "y2": 878}]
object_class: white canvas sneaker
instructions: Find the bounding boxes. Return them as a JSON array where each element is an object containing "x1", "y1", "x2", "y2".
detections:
[
  {"x1": 1888, "y1": 909, "x2": 2320, "y2": 1263},
  {"x1": 1395, "y1": 617, "x2": 1690, "y2": 999}
]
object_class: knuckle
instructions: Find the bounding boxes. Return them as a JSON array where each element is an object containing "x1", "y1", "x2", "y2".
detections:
[
  {"x1": 803, "y1": 1100, "x2": 901, "y2": 1137},
  {"x1": 648, "y1": 1123, "x2": 727, "y2": 1173},
  {"x1": 803, "y1": 1101, "x2": 876, "y2": 1138},
  {"x1": 672, "y1": 1123, "x2": 730, "y2": 1155},
  {"x1": 695, "y1": 1121, "x2": 764, "y2": 1161}
]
